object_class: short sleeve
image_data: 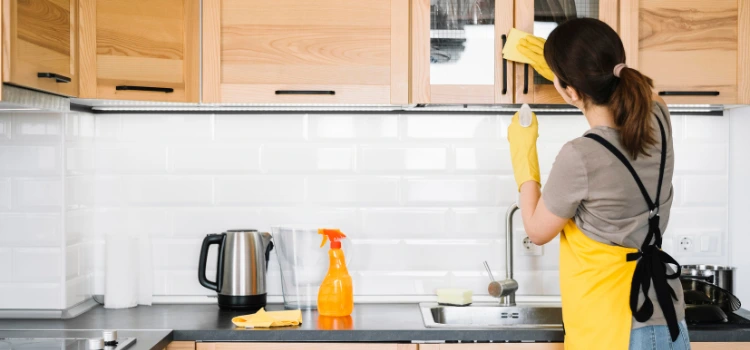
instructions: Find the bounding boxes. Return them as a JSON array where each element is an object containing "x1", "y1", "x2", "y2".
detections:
[{"x1": 542, "y1": 142, "x2": 588, "y2": 219}]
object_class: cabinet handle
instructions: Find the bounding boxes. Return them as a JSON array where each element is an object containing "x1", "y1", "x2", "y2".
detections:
[
  {"x1": 37, "y1": 72, "x2": 71, "y2": 83},
  {"x1": 523, "y1": 64, "x2": 529, "y2": 94},
  {"x1": 275, "y1": 90, "x2": 336, "y2": 95},
  {"x1": 658, "y1": 91, "x2": 720, "y2": 96},
  {"x1": 501, "y1": 34, "x2": 508, "y2": 95},
  {"x1": 116, "y1": 85, "x2": 174, "y2": 93}
]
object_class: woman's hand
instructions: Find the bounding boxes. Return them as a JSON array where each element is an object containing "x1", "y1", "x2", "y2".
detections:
[
  {"x1": 517, "y1": 36, "x2": 555, "y2": 82},
  {"x1": 507, "y1": 109, "x2": 540, "y2": 190}
]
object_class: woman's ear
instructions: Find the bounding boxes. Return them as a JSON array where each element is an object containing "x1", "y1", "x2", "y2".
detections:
[{"x1": 565, "y1": 86, "x2": 584, "y2": 108}]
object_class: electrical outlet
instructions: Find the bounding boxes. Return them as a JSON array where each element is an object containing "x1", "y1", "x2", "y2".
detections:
[
  {"x1": 520, "y1": 236, "x2": 543, "y2": 256},
  {"x1": 678, "y1": 236, "x2": 694, "y2": 252}
]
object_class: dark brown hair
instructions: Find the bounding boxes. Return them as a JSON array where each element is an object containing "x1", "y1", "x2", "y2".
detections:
[{"x1": 544, "y1": 18, "x2": 655, "y2": 159}]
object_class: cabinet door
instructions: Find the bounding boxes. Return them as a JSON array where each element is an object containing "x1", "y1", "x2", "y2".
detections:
[
  {"x1": 420, "y1": 344, "x2": 564, "y2": 349},
  {"x1": 196, "y1": 344, "x2": 417, "y2": 350},
  {"x1": 3, "y1": 0, "x2": 79, "y2": 97},
  {"x1": 79, "y1": 0, "x2": 199, "y2": 102},
  {"x1": 411, "y1": 0, "x2": 514, "y2": 104},
  {"x1": 621, "y1": 0, "x2": 750, "y2": 104},
  {"x1": 514, "y1": 0, "x2": 619, "y2": 104},
  {"x1": 202, "y1": 0, "x2": 408, "y2": 105}
]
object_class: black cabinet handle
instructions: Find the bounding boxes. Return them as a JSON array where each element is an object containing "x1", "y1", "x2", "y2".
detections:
[
  {"x1": 658, "y1": 91, "x2": 720, "y2": 96},
  {"x1": 275, "y1": 90, "x2": 335, "y2": 95},
  {"x1": 116, "y1": 85, "x2": 174, "y2": 93},
  {"x1": 501, "y1": 34, "x2": 508, "y2": 95},
  {"x1": 523, "y1": 64, "x2": 529, "y2": 94},
  {"x1": 37, "y1": 72, "x2": 71, "y2": 83}
]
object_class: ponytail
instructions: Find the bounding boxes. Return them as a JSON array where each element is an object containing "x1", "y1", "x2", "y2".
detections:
[
  {"x1": 609, "y1": 67, "x2": 656, "y2": 159},
  {"x1": 544, "y1": 18, "x2": 659, "y2": 160}
]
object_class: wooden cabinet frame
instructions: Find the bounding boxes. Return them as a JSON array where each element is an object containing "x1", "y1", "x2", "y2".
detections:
[
  {"x1": 410, "y1": 0, "x2": 515, "y2": 104},
  {"x1": 514, "y1": 0, "x2": 619, "y2": 104}
]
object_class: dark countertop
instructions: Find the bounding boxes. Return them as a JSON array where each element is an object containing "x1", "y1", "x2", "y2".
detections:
[
  {"x1": 0, "y1": 330, "x2": 172, "y2": 350},
  {"x1": 1, "y1": 304, "x2": 749, "y2": 348}
]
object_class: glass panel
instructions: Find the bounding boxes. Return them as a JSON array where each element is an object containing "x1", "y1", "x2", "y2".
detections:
[
  {"x1": 430, "y1": 0, "x2": 495, "y2": 85},
  {"x1": 533, "y1": 0, "x2": 600, "y2": 84}
]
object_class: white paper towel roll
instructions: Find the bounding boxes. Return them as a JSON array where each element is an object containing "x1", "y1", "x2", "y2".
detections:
[{"x1": 104, "y1": 235, "x2": 153, "y2": 308}]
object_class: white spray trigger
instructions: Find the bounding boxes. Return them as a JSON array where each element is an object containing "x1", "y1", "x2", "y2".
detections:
[{"x1": 519, "y1": 103, "x2": 533, "y2": 127}]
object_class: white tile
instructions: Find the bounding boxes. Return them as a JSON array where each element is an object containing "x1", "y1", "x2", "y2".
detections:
[
  {"x1": 668, "y1": 208, "x2": 727, "y2": 231},
  {"x1": 162, "y1": 270, "x2": 216, "y2": 296},
  {"x1": 671, "y1": 176, "x2": 684, "y2": 207},
  {"x1": 0, "y1": 115, "x2": 10, "y2": 141},
  {"x1": 0, "y1": 248, "x2": 11, "y2": 282},
  {"x1": 125, "y1": 176, "x2": 213, "y2": 206},
  {"x1": 215, "y1": 114, "x2": 305, "y2": 140},
  {"x1": 674, "y1": 144, "x2": 727, "y2": 173},
  {"x1": 64, "y1": 209, "x2": 90, "y2": 246},
  {"x1": 0, "y1": 178, "x2": 10, "y2": 211},
  {"x1": 214, "y1": 176, "x2": 305, "y2": 205},
  {"x1": 683, "y1": 176, "x2": 729, "y2": 206},
  {"x1": 355, "y1": 271, "x2": 449, "y2": 295},
  {"x1": 360, "y1": 209, "x2": 448, "y2": 239},
  {"x1": 67, "y1": 176, "x2": 124, "y2": 207},
  {"x1": 669, "y1": 115, "x2": 684, "y2": 143},
  {"x1": 535, "y1": 114, "x2": 590, "y2": 142},
  {"x1": 11, "y1": 113, "x2": 62, "y2": 141},
  {"x1": 0, "y1": 146, "x2": 59, "y2": 176},
  {"x1": 152, "y1": 238, "x2": 205, "y2": 269},
  {"x1": 169, "y1": 146, "x2": 261, "y2": 173},
  {"x1": 537, "y1": 142, "x2": 565, "y2": 175},
  {"x1": 309, "y1": 114, "x2": 398, "y2": 139},
  {"x1": 119, "y1": 114, "x2": 212, "y2": 141},
  {"x1": 359, "y1": 147, "x2": 447, "y2": 171},
  {"x1": 66, "y1": 275, "x2": 90, "y2": 307},
  {"x1": 542, "y1": 271, "x2": 561, "y2": 295},
  {"x1": 683, "y1": 115, "x2": 728, "y2": 142},
  {"x1": 261, "y1": 146, "x2": 354, "y2": 172},
  {"x1": 12, "y1": 178, "x2": 63, "y2": 211},
  {"x1": 406, "y1": 115, "x2": 497, "y2": 139},
  {"x1": 452, "y1": 208, "x2": 503, "y2": 239},
  {"x1": 347, "y1": 240, "x2": 407, "y2": 271},
  {"x1": 94, "y1": 114, "x2": 121, "y2": 140},
  {"x1": 455, "y1": 147, "x2": 511, "y2": 172},
  {"x1": 260, "y1": 208, "x2": 359, "y2": 235},
  {"x1": 0, "y1": 213, "x2": 61, "y2": 247},
  {"x1": 0, "y1": 283, "x2": 61, "y2": 309},
  {"x1": 172, "y1": 208, "x2": 262, "y2": 236},
  {"x1": 403, "y1": 240, "x2": 503, "y2": 271},
  {"x1": 95, "y1": 146, "x2": 167, "y2": 173},
  {"x1": 65, "y1": 112, "x2": 95, "y2": 140},
  {"x1": 66, "y1": 245, "x2": 79, "y2": 279},
  {"x1": 308, "y1": 176, "x2": 400, "y2": 204},
  {"x1": 66, "y1": 147, "x2": 95, "y2": 174},
  {"x1": 402, "y1": 176, "x2": 510, "y2": 205},
  {"x1": 13, "y1": 248, "x2": 62, "y2": 283}
]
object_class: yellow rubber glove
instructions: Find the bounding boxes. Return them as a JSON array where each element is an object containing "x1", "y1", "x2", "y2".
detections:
[
  {"x1": 508, "y1": 109, "x2": 540, "y2": 191},
  {"x1": 517, "y1": 36, "x2": 555, "y2": 82}
]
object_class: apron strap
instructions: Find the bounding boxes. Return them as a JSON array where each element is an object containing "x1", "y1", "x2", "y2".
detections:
[{"x1": 584, "y1": 115, "x2": 682, "y2": 342}]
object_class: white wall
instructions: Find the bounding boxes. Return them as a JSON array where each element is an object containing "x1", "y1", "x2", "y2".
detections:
[
  {"x1": 0, "y1": 109, "x2": 735, "y2": 309},
  {"x1": 729, "y1": 106, "x2": 750, "y2": 305}
]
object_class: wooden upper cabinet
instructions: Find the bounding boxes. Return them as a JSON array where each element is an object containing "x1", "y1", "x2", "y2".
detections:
[
  {"x1": 514, "y1": 0, "x2": 620, "y2": 104},
  {"x1": 202, "y1": 0, "x2": 409, "y2": 105},
  {"x1": 410, "y1": 0, "x2": 514, "y2": 104},
  {"x1": 621, "y1": 0, "x2": 750, "y2": 104},
  {"x1": 3, "y1": 0, "x2": 79, "y2": 97},
  {"x1": 78, "y1": 0, "x2": 200, "y2": 102}
]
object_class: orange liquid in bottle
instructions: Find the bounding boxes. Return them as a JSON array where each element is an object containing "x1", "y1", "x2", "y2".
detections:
[{"x1": 317, "y1": 247, "x2": 353, "y2": 317}]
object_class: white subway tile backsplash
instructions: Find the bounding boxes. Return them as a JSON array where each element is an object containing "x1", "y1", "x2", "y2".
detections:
[
  {"x1": 0, "y1": 248, "x2": 11, "y2": 282},
  {"x1": 359, "y1": 147, "x2": 447, "y2": 171},
  {"x1": 119, "y1": 114, "x2": 212, "y2": 142},
  {"x1": 674, "y1": 144, "x2": 727, "y2": 173},
  {"x1": 66, "y1": 245, "x2": 79, "y2": 279},
  {"x1": 152, "y1": 239, "x2": 204, "y2": 269},
  {"x1": 406, "y1": 115, "x2": 497, "y2": 139},
  {"x1": 0, "y1": 178, "x2": 10, "y2": 211},
  {"x1": 13, "y1": 248, "x2": 61, "y2": 283},
  {"x1": 0, "y1": 146, "x2": 59, "y2": 176},
  {"x1": 161, "y1": 270, "x2": 216, "y2": 296},
  {"x1": 260, "y1": 208, "x2": 359, "y2": 235},
  {"x1": 125, "y1": 176, "x2": 213, "y2": 206},
  {"x1": 95, "y1": 146, "x2": 167, "y2": 173},
  {"x1": 66, "y1": 147, "x2": 95, "y2": 174},
  {"x1": 0, "y1": 115, "x2": 10, "y2": 140},
  {"x1": 11, "y1": 114, "x2": 61, "y2": 141},
  {"x1": 455, "y1": 147, "x2": 511, "y2": 172},
  {"x1": 65, "y1": 113, "x2": 95, "y2": 140},
  {"x1": 360, "y1": 209, "x2": 448, "y2": 239},
  {"x1": 683, "y1": 116, "x2": 728, "y2": 142},
  {"x1": 0, "y1": 283, "x2": 61, "y2": 309},
  {"x1": 309, "y1": 114, "x2": 398, "y2": 140},
  {"x1": 12, "y1": 178, "x2": 62, "y2": 211},
  {"x1": 403, "y1": 176, "x2": 508, "y2": 205},
  {"x1": 170, "y1": 146, "x2": 260, "y2": 173},
  {"x1": 173, "y1": 208, "x2": 261, "y2": 236},
  {"x1": 683, "y1": 176, "x2": 729, "y2": 206},
  {"x1": 452, "y1": 208, "x2": 502, "y2": 239},
  {"x1": 215, "y1": 114, "x2": 305, "y2": 140},
  {"x1": 66, "y1": 275, "x2": 90, "y2": 307},
  {"x1": 536, "y1": 115, "x2": 590, "y2": 142},
  {"x1": 0, "y1": 213, "x2": 61, "y2": 247},
  {"x1": 261, "y1": 146, "x2": 354, "y2": 172},
  {"x1": 308, "y1": 176, "x2": 400, "y2": 205},
  {"x1": 215, "y1": 176, "x2": 305, "y2": 205}
]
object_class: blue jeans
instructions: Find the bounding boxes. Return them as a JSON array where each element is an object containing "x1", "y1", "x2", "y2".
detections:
[{"x1": 629, "y1": 320, "x2": 691, "y2": 350}]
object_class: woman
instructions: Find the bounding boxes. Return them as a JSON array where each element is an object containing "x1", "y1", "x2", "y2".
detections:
[{"x1": 508, "y1": 18, "x2": 689, "y2": 349}]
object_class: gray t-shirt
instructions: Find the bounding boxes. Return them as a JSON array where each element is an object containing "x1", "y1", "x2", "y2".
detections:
[{"x1": 543, "y1": 102, "x2": 685, "y2": 329}]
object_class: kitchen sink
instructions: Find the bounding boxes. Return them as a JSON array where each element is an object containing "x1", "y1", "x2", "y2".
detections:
[{"x1": 420, "y1": 303, "x2": 563, "y2": 329}]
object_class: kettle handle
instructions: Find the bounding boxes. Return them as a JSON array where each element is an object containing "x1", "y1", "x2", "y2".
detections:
[
  {"x1": 198, "y1": 233, "x2": 225, "y2": 292},
  {"x1": 264, "y1": 240, "x2": 274, "y2": 271}
]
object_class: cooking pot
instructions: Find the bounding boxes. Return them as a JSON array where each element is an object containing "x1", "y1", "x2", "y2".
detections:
[{"x1": 681, "y1": 265, "x2": 735, "y2": 293}]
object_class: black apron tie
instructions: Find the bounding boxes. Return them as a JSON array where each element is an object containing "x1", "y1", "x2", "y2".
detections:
[{"x1": 585, "y1": 116, "x2": 682, "y2": 342}]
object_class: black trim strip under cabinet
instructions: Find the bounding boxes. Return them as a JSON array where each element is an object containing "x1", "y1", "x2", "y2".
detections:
[
  {"x1": 658, "y1": 91, "x2": 720, "y2": 96},
  {"x1": 116, "y1": 86, "x2": 174, "y2": 93},
  {"x1": 37, "y1": 72, "x2": 71, "y2": 83},
  {"x1": 275, "y1": 90, "x2": 336, "y2": 95}
]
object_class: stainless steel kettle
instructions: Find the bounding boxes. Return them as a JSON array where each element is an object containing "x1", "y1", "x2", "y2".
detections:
[{"x1": 198, "y1": 229, "x2": 274, "y2": 310}]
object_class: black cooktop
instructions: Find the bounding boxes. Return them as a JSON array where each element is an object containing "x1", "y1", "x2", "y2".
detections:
[{"x1": 0, "y1": 338, "x2": 136, "y2": 350}]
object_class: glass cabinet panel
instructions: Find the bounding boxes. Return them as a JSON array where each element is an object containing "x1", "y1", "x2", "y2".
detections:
[{"x1": 430, "y1": 0, "x2": 495, "y2": 85}]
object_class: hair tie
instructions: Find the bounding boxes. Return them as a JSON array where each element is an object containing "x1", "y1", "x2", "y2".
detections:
[{"x1": 613, "y1": 63, "x2": 627, "y2": 78}]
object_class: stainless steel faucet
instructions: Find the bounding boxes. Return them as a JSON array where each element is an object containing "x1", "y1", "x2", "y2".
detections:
[{"x1": 486, "y1": 203, "x2": 520, "y2": 306}]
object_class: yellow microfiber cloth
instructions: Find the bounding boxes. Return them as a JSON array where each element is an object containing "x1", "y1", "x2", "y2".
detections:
[
  {"x1": 231, "y1": 308, "x2": 303, "y2": 329},
  {"x1": 502, "y1": 28, "x2": 535, "y2": 65}
]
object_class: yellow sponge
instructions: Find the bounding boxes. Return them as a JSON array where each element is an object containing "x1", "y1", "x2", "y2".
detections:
[
  {"x1": 436, "y1": 288, "x2": 473, "y2": 306},
  {"x1": 502, "y1": 28, "x2": 534, "y2": 65}
]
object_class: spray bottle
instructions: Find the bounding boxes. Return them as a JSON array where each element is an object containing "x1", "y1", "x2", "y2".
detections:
[
  {"x1": 517, "y1": 103, "x2": 534, "y2": 207},
  {"x1": 317, "y1": 228, "x2": 353, "y2": 317}
]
